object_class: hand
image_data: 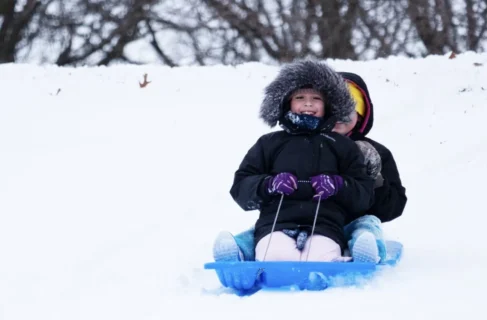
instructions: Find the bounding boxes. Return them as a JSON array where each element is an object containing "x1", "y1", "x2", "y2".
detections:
[
  {"x1": 310, "y1": 174, "x2": 344, "y2": 200},
  {"x1": 355, "y1": 141, "x2": 382, "y2": 179},
  {"x1": 267, "y1": 172, "x2": 298, "y2": 195}
]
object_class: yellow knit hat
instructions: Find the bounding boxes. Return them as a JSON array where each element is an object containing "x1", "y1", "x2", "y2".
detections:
[{"x1": 347, "y1": 83, "x2": 366, "y2": 118}]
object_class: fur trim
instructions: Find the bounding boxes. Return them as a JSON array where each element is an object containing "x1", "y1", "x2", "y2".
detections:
[{"x1": 260, "y1": 60, "x2": 355, "y2": 127}]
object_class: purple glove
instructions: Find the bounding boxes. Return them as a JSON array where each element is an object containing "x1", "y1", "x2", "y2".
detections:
[
  {"x1": 310, "y1": 174, "x2": 344, "y2": 200},
  {"x1": 267, "y1": 173, "x2": 298, "y2": 195}
]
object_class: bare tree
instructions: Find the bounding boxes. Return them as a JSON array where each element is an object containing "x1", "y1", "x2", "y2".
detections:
[
  {"x1": 0, "y1": 0, "x2": 46, "y2": 63},
  {"x1": 147, "y1": 0, "x2": 487, "y2": 63},
  {"x1": 309, "y1": 0, "x2": 359, "y2": 59},
  {"x1": 354, "y1": 0, "x2": 405, "y2": 58},
  {"x1": 1, "y1": 0, "x2": 487, "y2": 66},
  {"x1": 405, "y1": 0, "x2": 487, "y2": 55},
  {"x1": 3, "y1": 0, "x2": 161, "y2": 66},
  {"x1": 50, "y1": 0, "x2": 159, "y2": 66},
  {"x1": 462, "y1": 0, "x2": 487, "y2": 50},
  {"x1": 190, "y1": 0, "x2": 361, "y2": 62},
  {"x1": 406, "y1": 0, "x2": 454, "y2": 54}
]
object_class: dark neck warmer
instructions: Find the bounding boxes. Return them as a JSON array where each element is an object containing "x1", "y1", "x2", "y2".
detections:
[
  {"x1": 284, "y1": 111, "x2": 323, "y2": 131},
  {"x1": 281, "y1": 111, "x2": 336, "y2": 135}
]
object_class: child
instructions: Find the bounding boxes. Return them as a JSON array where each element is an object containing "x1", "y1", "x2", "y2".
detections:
[
  {"x1": 336, "y1": 72, "x2": 407, "y2": 263},
  {"x1": 213, "y1": 72, "x2": 407, "y2": 264},
  {"x1": 228, "y1": 60, "x2": 375, "y2": 262}
]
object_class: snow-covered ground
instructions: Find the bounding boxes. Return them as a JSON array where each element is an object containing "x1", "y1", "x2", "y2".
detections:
[{"x1": 1, "y1": 52, "x2": 486, "y2": 319}]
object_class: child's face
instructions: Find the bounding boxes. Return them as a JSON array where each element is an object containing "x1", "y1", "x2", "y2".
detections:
[
  {"x1": 333, "y1": 111, "x2": 359, "y2": 135},
  {"x1": 289, "y1": 89, "x2": 325, "y2": 118}
]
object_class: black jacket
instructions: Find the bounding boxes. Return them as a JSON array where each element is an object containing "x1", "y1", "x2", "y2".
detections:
[
  {"x1": 353, "y1": 138, "x2": 406, "y2": 223},
  {"x1": 230, "y1": 61, "x2": 375, "y2": 250},
  {"x1": 340, "y1": 72, "x2": 407, "y2": 224},
  {"x1": 230, "y1": 131, "x2": 375, "y2": 250}
]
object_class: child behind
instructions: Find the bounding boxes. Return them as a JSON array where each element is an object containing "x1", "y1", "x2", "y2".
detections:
[
  {"x1": 336, "y1": 72, "x2": 407, "y2": 262},
  {"x1": 229, "y1": 60, "x2": 375, "y2": 262}
]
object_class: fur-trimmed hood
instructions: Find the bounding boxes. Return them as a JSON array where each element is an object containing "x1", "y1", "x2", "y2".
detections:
[{"x1": 259, "y1": 60, "x2": 355, "y2": 129}]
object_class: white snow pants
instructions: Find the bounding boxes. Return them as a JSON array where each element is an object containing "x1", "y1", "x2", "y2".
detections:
[{"x1": 255, "y1": 231, "x2": 352, "y2": 262}]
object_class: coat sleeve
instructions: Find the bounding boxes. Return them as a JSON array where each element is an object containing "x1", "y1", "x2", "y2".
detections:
[
  {"x1": 229, "y1": 135, "x2": 274, "y2": 211},
  {"x1": 331, "y1": 135, "x2": 375, "y2": 214},
  {"x1": 366, "y1": 140, "x2": 407, "y2": 223}
]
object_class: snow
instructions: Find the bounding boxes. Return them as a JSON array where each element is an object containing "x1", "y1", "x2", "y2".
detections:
[{"x1": 1, "y1": 52, "x2": 486, "y2": 319}]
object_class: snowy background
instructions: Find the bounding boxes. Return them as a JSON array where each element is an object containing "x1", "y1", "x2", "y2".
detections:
[{"x1": 1, "y1": 52, "x2": 486, "y2": 319}]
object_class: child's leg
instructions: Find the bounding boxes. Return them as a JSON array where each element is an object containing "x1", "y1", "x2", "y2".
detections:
[
  {"x1": 255, "y1": 231, "x2": 301, "y2": 261},
  {"x1": 300, "y1": 235, "x2": 351, "y2": 262},
  {"x1": 213, "y1": 231, "x2": 244, "y2": 262},
  {"x1": 213, "y1": 226, "x2": 255, "y2": 262},
  {"x1": 234, "y1": 226, "x2": 256, "y2": 261},
  {"x1": 344, "y1": 215, "x2": 386, "y2": 263}
]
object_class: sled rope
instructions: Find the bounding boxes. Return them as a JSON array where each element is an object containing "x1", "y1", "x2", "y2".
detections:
[
  {"x1": 305, "y1": 194, "x2": 322, "y2": 262},
  {"x1": 262, "y1": 193, "x2": 285, "y2": 262}
]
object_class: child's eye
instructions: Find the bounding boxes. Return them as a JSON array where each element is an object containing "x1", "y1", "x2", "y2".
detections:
[
  {"x1": 313, "y1": 96, "x2": 322, "y2": 100},
  {"x1": 293, "y1": 96, "x2": 303, "y2": 99}
]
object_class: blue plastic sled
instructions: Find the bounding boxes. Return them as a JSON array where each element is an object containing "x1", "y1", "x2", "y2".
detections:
[{"x1": 204, "y1": 240, "x2": 403, "y2": 295}]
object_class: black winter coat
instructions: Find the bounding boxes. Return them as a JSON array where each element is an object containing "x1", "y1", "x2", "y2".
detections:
[
  {"x1": 340, "y1": 71, "x2": 407, "y2": 225},
  {"x1": 345, "y1": 137, "x2": 407, "y2": 224},
  {"x1": 230, "y1": 130, "x2": 375, "y2": 251}
]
